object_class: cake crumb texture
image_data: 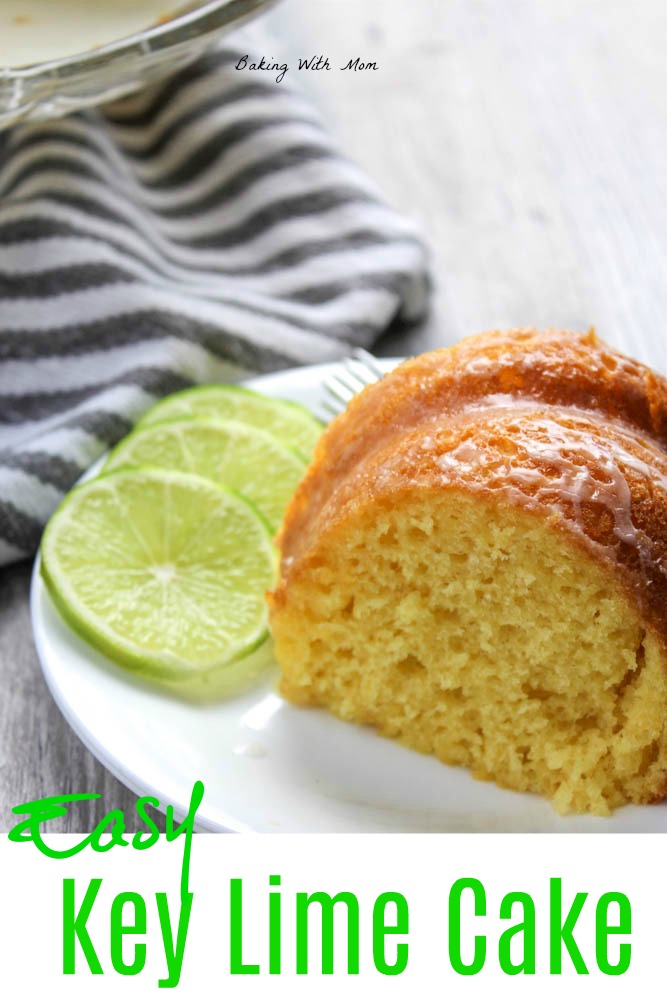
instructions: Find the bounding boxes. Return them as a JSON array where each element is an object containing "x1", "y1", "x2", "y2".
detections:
[
  {"x1": 273, "y1": 493, "x2": 667, "y2": 815},
  {"x1": 269, "y1": 330, "x2": 667, "y2": 815}
]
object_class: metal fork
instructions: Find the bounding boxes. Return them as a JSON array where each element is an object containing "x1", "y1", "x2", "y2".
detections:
[{"x1": 321, "y1": 348, "x2": 386, "y2": 418}]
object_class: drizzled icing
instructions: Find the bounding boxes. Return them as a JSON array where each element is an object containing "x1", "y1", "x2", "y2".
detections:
[
  {"x1": 429, "y1": 405, "x2": 667, "y2": 581},
  {"x1": 278, "y1": 331, "x2": 667, "y2": 644}
]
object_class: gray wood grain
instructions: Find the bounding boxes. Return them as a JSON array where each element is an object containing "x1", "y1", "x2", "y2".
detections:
[
  {"x1": 0, "y1": 561, "x2": 165, "y2": 831},
  {"x1": 267, "y1": 0, "x2": 666, "y2": 369},
  {"x1": 1, "y1": 0, "x2": 664, "y2": 830}
]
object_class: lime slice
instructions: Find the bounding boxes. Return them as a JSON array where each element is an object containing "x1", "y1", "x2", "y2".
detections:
[
  {"x1": 139, "y1": 385, "x2": 323, "y2": 456},
  {"x1": 41, "y1": 467, "x2": 277, "y2": 696},
  {"x1": 104, "y1": 418, "x2": 306, "y2": 534}
]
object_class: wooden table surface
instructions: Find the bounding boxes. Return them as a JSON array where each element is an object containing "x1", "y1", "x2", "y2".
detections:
[{"x1": 1, "y1": 0, "x2": 665, "y2": 831}]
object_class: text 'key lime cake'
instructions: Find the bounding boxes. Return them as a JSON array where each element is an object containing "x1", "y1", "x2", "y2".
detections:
[{"x1": 267, "y1": 329, "x2": 667, "y2": 815}]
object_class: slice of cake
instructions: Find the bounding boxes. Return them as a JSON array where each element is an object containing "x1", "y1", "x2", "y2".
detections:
[{"x1": 268, "y1": 329, "x2": 667, "y2": 815}]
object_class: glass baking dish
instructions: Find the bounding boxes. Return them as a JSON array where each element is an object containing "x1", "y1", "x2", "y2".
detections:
[{"x1": 0, "y1": 0, "x2": 277, "y2": 130}]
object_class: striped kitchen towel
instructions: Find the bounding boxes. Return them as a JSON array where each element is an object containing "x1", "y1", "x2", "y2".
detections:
[{"x1": 0, "y1": 39, "x2": 429, "y2": 567}]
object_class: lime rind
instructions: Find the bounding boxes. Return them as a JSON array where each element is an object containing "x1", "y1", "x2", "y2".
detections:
[
  {"x1": 102, "y1": 417, "x2": 307, "y2": 534},
  {"x1": 111, "y1": 415, "x2": 307, "y2": 470},
  {"x1": 40, "y1": 467, "x2": 278, "y2": 693},
  {"x1": 138, "y1": 383, "x2": 324, "y2": 455},
  {"x1": 41, "y1": 379, "x2": 316, "y2": 699},
  {"x1": 42, "y1": 550, "x2": 272, "y2": 685}
]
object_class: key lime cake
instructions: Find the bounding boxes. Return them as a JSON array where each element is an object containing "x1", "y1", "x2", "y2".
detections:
[{"x1": 268, "y1": 329, "x2": 667, "y2": 815}]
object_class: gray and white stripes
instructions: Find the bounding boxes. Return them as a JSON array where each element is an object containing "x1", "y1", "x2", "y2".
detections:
[{"x1": 0, "y1": 42, "x2": 429, "y2": 566}]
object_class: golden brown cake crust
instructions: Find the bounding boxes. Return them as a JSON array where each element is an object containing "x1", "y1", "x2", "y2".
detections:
[
  {"x1": 274, "y1": 329, "x2": 667, "y2": 648},
  {"x1": 279, "y1": 328, "x2": 667, "y2": 569}
]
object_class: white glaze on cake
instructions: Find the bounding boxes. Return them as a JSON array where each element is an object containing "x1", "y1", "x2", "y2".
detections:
[{"x1": 433, "y1": 405, "x2": 667, "y2": 581}]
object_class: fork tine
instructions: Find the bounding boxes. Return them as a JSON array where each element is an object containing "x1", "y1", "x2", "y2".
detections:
[
  {"x1": 341, "y1": 360, "x2": 376, "y2": 392},
  {"x1": 337, "y1": 366, "x2": 371, "y2": 394},
  {"x1": 323, "y1": 372, "x2": 358, "y2": 403},
  {"x1": 350, "y1": 348, "x2": 386, "y2": 381},
  {"x1": 320, "y1": 349, "x2": 385, "y2": 421},
  {"x1": 320, "y1": 398, "x2": 346, "y2": 419}
]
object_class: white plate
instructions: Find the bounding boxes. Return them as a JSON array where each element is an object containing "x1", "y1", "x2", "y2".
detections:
[{"x1": 31, "y1": 362, "x2": 667, "y2": 833}]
